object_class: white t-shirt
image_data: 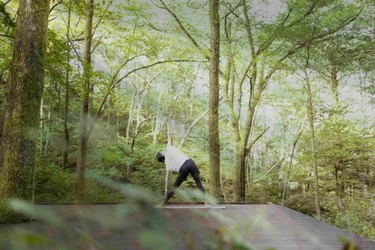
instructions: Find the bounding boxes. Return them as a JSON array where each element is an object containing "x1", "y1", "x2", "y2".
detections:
[{"x1": 165, "y1": 145, "x2": 189, "y2": 172}]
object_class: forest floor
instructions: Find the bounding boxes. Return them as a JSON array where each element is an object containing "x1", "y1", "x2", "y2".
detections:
[{"x1": 0, "y1": 203, "x2": 374, "y2": 250}]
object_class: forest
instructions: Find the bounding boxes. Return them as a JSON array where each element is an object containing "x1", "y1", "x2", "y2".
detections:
[{"x1": 1, "y1": 0, "x2": 375, "y2": 243}]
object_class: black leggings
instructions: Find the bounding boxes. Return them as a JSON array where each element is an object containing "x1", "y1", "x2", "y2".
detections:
[{"x1": 164, "y1": 159, "x2": 205, "y2": 203}]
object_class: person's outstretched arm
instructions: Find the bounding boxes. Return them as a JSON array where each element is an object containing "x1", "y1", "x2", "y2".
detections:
[
  {"x1": 157, "y1": 170, "x2": 171, "y2": 207},
  {"x1": 164, "y1": 170, "x2": 170, "y2": 196}
]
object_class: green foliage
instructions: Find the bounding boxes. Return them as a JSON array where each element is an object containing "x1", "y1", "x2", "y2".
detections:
[
  {"x1": 0, "y1": 1, "x2": 15, "y2": 33},
  {"x1": 83, "y1": 178, "x2": 125, "y2": 203},
  {"x1": 325, "y1": 197, "x2": 375, "y2": 241},
  {"x1": 34, "y1": 165, "x2": 75, "y2": 203},
  {"x1": 284, "y1": 194, "x2": 317, "y2": 217},
  {"x1": 0, "y1": 199, "x2": 29, "y2": 224},
  {"x1": 34, "y1": 164, "x2": 127, "y2": 204}
]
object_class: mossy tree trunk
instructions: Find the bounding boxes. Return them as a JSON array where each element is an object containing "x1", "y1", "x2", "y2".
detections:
[
  {"x1": 0, "y1": 0, "x2": 50, "y2": 219},
  {"x1": 208, "y1": 0, "x2": 221, "y2": 199}
]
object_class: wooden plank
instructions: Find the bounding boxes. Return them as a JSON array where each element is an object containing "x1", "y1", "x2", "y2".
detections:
[{"x1": 2, "y1": 204, "x2": 375, "y2": 250}]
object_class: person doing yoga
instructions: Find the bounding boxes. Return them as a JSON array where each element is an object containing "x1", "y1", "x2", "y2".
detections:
[{"x1": 156, "y1": 144, "x2": 207, "y2": 207}]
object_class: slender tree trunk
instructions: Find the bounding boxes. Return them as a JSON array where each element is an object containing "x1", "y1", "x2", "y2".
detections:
[
  {"x1": 44, "y1": 110, "x2": 50, "y2": 155},
  {"x1": 282, "y1": 127, "x2": 303, "y2": 205},
  {"x1": 330, "y1": 63, "x2": 340, "y2": 114},
  {"x1": 63, "y1": 7, "x2": 72, "y2": 169},
  {"x1": 126, "y1": 92, "x2": 135, "y2": 146},
  {"x1": 39, "y1": 98, "x2": 44, "y2": 156},
  {"x1": 0, "y1": 0, "x2": 50, "y2": 220},
  {"x1": 208, "y1": 0, "x2": 221, "y2": 199},
  {"x1": 305, "y1": 69, "x2": 321, "y2": 220},
  {"x1": 63, "y1": 69, "x2": 70, "y2": 169},
  {"x1": 75, "y1": 0, "x2": 94, "y2": 202}
]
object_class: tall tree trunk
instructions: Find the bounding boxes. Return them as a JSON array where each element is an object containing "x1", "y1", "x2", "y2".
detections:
[
  {"x1": 208, "y1": 0, "x2": 221, "y2": 199},
  {"x1": 234, "y1": 146, "x2": 247, "y2": 201},
  {"x1": 63, "y1": 68, "x2": 70, "y2": 169},
  {"x1": 304, "y1": 59, "x2": 321, "y2": 220},
  {"x1": 39, "y1": 98, "x2": 44, "y2": 156},
  {"x1": 282, "y1": 127, "x2": 303, "y2": 205},
  {"x1": 75, "y1": 0, "x2": 94, "y2": 202},
  {"x1": 63, "y1": 5, "x2": 72, "y2": 169},
  {"x1": 0, "y1": 0, "x2": 50, "y2": 220}
]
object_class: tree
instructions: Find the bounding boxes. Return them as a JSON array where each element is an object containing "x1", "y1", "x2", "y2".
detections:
[
  {"x1": 0, "y1": 0, "x2": 50, "y2": 221},
  {"x1": 208, "y1": 0, "x2": 221, "y2": 198},
  {"x1": 75, "y1": 0, "x2": 95, "y2": 202},
  {"x1": 303, "y1": 46, "x2": 321, "y2": 220},
  {"x1": 230, "y1": 0, "x2": 362, "y2": 202},
  {"x1": 0, "y1": 0, "x2": 16, "y2": 116}
]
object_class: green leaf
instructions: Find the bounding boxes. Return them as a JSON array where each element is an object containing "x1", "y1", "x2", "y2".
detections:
[
  {"x1": 138, "y1": 230, "x2": 171, "y2": 250},
  {"x1": 8, "y1": 199, "x2": 63, "y2": 226}
]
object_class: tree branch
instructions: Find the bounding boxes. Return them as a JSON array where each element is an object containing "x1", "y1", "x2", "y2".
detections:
[
  {"x1": 115, "y1": 141, "x2": 128, "y2": 156},
  {"x1": 87, "y1": 59, "x2": 206, "y2": 140},
  {"x1": 49, "y1": 0, "x2": 62, "y2": 14},
  {"x1": 246, "y1": 126, "x2": 270, "y2": 152},
  {"x1": 178, "y1": 109, "x2": 209, "y2": 148},
  {"x1": 92, "y1": 0, "x2": 115, "y2": 38},
  {"x1": 158, "y1": 0, "x2": 209, "y2": 59},
  {"x1": 0, "y1": 34, "x2": 13, "y2": 39},
  {"x1": 240, "y1": 0, "x2": 255, "y2": 57},
  {"x1": 253, "y1": 155, "x2": 286, "y2": 183},
  {"x1": 91, "y1": 34, "x2": 103, "y2": 54}
]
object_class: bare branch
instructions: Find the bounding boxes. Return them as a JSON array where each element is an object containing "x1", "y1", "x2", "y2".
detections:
[
  {"x1": 158, "y1": 0, "x2": 209, "y2": 59},
  {"x1": 66, "y1": 35, "x2": 83, "y2": 67},
  {"x1": 246, "y1": 126, "x2": 270, "y2": 152},
  {"x1": 91, "y1": 34, "x2": 103, "y2": 54},
  {"x1": 240, "y1": 0, "x2": 255, "y2": 57},
  {"x1": 87, "y1": 59, "x2": 206, "y2": 140},
  {"x1": 3, "y1": 0, "x2": 11, "y2": 6},
  {"x1": 253, "y1": 155, "x2": 286, "y2": 183},
  {"x1": 178, "y1": 109, "x2": 209, "y2": 148},
  {"x1": 49, "y1": 0, "x2": 62, "y2": 14},
  {"x1": 92, "y1": 0, "x2": 115, "y2": 37},
  {"x1": 0, "y1": 34, "x2": 13, "y2": 39},
  {"x1": 115, "y1": 141, "x2": 128, "y2": 156}
]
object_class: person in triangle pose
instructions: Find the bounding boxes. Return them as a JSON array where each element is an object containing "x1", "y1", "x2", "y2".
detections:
[{"x1": 156, "y1": 144, "x2": 208, "y2": 207}]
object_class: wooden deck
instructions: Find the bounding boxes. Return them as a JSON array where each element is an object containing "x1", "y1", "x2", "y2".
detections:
[{"x1": 0, "y1": 203, "x2": 374, "y2": 250}]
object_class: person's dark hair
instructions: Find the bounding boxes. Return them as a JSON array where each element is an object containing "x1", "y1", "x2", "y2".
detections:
[{"x1": 156, "y1": 152, "x2": 165, "y2": 162}]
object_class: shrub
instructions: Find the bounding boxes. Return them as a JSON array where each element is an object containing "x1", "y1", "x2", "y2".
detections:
[
  {"x1": 34, "y1": 164, "x2": 126, "y2": 203},
  {"x1": 284, "y1": 193, "x2": 316, "y2": 216},
  {"x1": 0, "y1": 199, "x2": 29, "y2": 224},
  {"x1": 327, "y1": 198, "x2": 375, "y2": 241},
  {"x1": 34, "y1": 165, "x2": 75, "y2": 203},
  {"x1": 84, "y1": 179, "x2": 125, "y2": 203}
]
